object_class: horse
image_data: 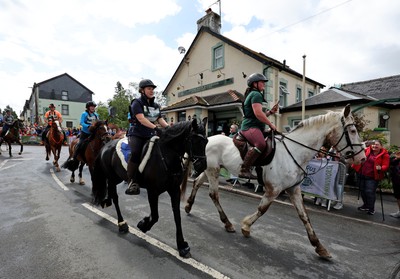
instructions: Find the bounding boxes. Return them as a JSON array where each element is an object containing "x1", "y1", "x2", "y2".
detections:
[
  {"x1": 91, "y1": 118, "x2": 208, "y2": 258},
  {"x1": 62, "y1": 120, "x2": 111, "y2": 185},
  {"x1": 185, "y1": 104, "x2": 365, "y2": 259},
  {"x1": 0, "y1": 119, "x2": 24, "y2": 157},
  {"x1": 44, "y1": 119, "x2": 64, "y2": 171}
]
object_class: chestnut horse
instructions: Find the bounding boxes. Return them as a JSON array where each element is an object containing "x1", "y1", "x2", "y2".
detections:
[
  {"x1": 185, "y1": 105, "x2": 365, "y2": 259},
  {"x1": 44, "y1": 119, "x2": 64, "y2": 171},
  {"x1": 62, "y1": 120, "x2": 111, "y2": 185},
  {"x1": 0, "y1": 119, "x2": 24, "y2": 157}
]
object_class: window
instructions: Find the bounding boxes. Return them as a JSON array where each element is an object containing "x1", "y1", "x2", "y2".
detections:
[
  {"x1": 66, "y1": 121, "x2": 73, "y2": 128},
  {"x1": 279, "y1": 84, "x2": 289, "y2": 107},
  {"x1": 308, "y1": 90, "x2": 314, "y2": 98},
  {"x1": 296, "y1": 87, "x2": 302, "y2": 103},
  {"x1": 212, "y1": 43, "x2": 224, "y2": 70},
  {"x1": 61, "y1": 104, "x2": 69, "y2": 115},
  {"x1": 291, "y1": 119, "x2": 301, "y2": 127},
  {"x1": 61, "y1": 90, "x2": 69, "y2": 101},
  {"x1": 178, "y1": 111, "x2": 186, "y2": 122}
]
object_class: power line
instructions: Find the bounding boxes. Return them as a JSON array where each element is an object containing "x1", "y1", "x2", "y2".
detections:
[{"x1": 261, "y1": 0, "x2": 354, "y2": 38}]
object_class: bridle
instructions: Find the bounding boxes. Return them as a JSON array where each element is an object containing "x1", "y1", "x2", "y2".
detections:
[
  {"x1": 185, "y1": 130, "x2": 208, "y2": 169},
  {"x1": 331, "y1": 116, "x2": 364, "y2": 159}
]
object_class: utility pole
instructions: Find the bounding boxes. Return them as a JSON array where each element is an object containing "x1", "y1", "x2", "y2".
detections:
[{"x1": 301, "y1": 54, "x2": 306, "y2": 120}]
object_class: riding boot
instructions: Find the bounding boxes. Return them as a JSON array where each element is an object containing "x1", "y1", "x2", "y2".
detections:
[
  {"x1": 125, "y1": 162, "x2": 140, "y2": 195},
  {"x1": 238, "y1": 147, "x2": 260, "y2": 180}
]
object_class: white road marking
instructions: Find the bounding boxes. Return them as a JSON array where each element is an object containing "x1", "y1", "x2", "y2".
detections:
[
  {"x1": 82, "y1": 203, "x2": 230, "y2": 279},
  {"x1": 49, "y1": 168, "x2": 69, "y2": 191}
]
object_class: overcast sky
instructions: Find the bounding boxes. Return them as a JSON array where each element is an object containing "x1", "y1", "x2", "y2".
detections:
[{"x1": 1, "y1": 0, "x2": 399, "y2": 114}]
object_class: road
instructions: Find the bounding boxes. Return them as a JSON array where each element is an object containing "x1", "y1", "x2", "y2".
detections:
[{"x1": 0, "y1": 145, "x2": 399, "y2": 279}]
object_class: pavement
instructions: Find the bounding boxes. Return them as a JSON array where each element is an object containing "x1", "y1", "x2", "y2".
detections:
[{"x1": 199, "y1": 176, "x2": 400, "y2": 228}]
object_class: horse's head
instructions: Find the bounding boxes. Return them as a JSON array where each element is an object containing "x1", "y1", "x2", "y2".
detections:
[
  {"x1": 53, "y1": 120, "x2": 63, "y2": 133},
  {"x1": 329, "y1": 104, "x2": 366, "y2": 164},
  {"x1": 89, "y1": 121, "x2": 112, "y2": 143},
  {"x1": 186, "y1": 117, "x2": 208, "y2": 173}
]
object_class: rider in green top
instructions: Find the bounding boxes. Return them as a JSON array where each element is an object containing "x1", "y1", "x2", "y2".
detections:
[{"x1": 239, "y1": 73, "x2": 279, "y2": 179}]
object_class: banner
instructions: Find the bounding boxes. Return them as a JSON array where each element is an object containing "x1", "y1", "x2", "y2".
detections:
[{"x1": 301, "y1": 159, "x2": 339, "y2": 200}]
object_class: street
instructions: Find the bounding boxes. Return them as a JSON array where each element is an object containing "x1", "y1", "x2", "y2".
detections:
[{"x1": 0, "y1": 145, "x2": 399, "y2": 279}]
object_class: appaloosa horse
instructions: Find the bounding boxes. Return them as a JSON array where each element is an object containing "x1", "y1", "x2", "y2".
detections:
[{"x1": 185, "y1": 105, "x2": 365, "y2": 259}]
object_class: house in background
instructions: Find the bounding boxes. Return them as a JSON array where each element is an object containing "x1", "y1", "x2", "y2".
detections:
[
  {"x1": 22, "y1": 73, "x2": 95, "y2": 128},
  {"x1": 162, "y1": 9, "x2": 325, "y2": 136},
  {"x1": 281, "y1": 75, "x2": 400, "y2": 146}
]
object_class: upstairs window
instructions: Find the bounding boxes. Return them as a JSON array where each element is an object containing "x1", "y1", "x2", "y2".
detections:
[
  {"x1": 61, "y1": 90, "x2": 69, "y2": 101},
  {"x1": 296, "y1": 87, "x2": 302, "y2": 103},
  {"x1": 61, "y1": 104, "x2": 69, "y2": 115},
  {"x1": 279, "y1": 84, "x2": 289, "y2": 107},
  {"x1": 212, "y1": 43, "x2": 224, "y2": 70}
]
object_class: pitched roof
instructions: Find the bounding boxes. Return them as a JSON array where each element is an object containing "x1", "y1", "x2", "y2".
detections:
[
  {"x1": 162, "y1": 90, "x2": 244, "y2": 112},
  {"x1": 164, "y1": 26, "x2": 324, "y2": 94},
  {"x1": 338, "y1": 74, "x2": 400, "y2": 99},
  {"x1": 36, "y1": 73, "x2": 95, "y2": 94}
]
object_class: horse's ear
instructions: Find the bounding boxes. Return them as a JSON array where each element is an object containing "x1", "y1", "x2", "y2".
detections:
[
  {"x1": 191, "y1": 118, "x2": 198, "y2": 130},
  {"x1": 201, "y1": 117, "x2": 208, "y2": 127},
  {"x1": 344, "y1": 104, "x2": 351, "y2": 118}
]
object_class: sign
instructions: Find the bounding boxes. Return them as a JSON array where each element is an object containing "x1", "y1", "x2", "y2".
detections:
[{"x1": 301, "y1": 159, "x2": 339, "y2": 200}]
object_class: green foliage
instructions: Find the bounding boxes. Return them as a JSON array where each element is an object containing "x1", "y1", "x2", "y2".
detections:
[
  {"x1": 379, "y1": 177, "x2": 392, "y2": 190},
  {"x1": 360, "y1": 129, "x2": 388, "y2": 145}
]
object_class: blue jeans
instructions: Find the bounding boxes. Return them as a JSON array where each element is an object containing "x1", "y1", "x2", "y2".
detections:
[{"x1": 357, "y1": 174, "x2": 378, "y2": 211}]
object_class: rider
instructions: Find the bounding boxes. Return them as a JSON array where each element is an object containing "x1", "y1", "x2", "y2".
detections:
[
  {"x1": 0, "y1": 109, "x2": 14, "y2": 139},
  {"x1": 42, "y1": 103, "x2": 68, "y2": 145},
  {"x1": 239, "y1": 73, "x2": 279, "y2": 179},
  {"x1": 125, "y1": 79, "x2": 169, "y2": 195},
  {"x1": 70, "y1": 101, "x2": 99, "y2": 162}
]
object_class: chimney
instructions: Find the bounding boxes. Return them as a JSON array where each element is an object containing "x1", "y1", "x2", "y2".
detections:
[{"x1": 196, "y1": 8, "x2": 221, "y2": 34}]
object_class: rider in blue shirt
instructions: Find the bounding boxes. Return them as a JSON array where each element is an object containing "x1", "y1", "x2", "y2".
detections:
[{"x1": 70, "y1": 101, "x2": 99, "y2": 162}]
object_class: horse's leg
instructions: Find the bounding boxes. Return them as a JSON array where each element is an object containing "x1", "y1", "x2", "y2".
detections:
[
  {"x1": 70, "y1": 170, "x2": 75, "y2": 183},
  {"x1": 137, "y1": 192, "x2": 159, "y2": 233},
  {"x1": 185, "y1": 172, "x2": 207, "y2": 213},
  {"x1": 78, "y1": 162, "x2": 85, "y2": 185},
  {"x1": 170, "y1": 187, "x2": 190, "y2": 258},
  {"x1": 241, "y1": 182, "x2": 279, "y2": 237},
  {"x1": 109, "y1": 182, "x2": 129, "y2": 233},
  {"x1": 45, "y1": 144, "x2": 50, "y2": 161},
  {"x1": 286, "y1": 186, "x2": 331, "y2": 259},
  {"x1": 8, "y1": 142, "x2": 12, "y2": 157},
  {"x1": 54, "y1": 147, "x2": 61, "y2": 172},
  {"x1": 18, "y1": 140, "x2": 23, "y2": 155}
]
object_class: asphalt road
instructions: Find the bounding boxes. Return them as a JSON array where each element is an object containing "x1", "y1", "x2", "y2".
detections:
[{"x1": 0, "y1": 145, "x2": 399, "y2": 279}]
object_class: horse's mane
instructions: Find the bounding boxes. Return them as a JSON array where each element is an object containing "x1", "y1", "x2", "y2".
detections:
[
  {"x1": 88, "y1": 120, "x2": 106, "y2": 140},
  {"x1": 161, "y1": 121, "x2": 193, "y2": 143},
  {"x1": 290, "y1": 111, "x2": 340, "y2": 133}
]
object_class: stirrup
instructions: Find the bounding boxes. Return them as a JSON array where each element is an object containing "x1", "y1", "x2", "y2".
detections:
[
  {"x1": 125, "y1": 182, "x2": 140, "y2": 195},
  {"x1": 238, "y1": 171, "x2": 257, "y2": 180}
]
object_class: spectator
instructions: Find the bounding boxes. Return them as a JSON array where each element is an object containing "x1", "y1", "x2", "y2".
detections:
[
  {"x1": 389, "y1": 150, "x2": 400, "y2": 218},
  {"x1": 228, "y1": 124, "x2": 238, "y2": 138},
  {"x1": 351, "y1": 140, "x2": 390, "y2": 215}
]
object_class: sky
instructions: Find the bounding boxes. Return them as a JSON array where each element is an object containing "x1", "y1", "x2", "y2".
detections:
[{"x1": 1, "y1": 0, "x2": 400, "y2": 114}]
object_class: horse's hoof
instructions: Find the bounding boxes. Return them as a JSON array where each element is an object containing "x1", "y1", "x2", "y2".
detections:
[
  {"x1": 225, "y1": 224, "x2": 235, "y2": 233},
  {"x1": 56, "y1": 167, "x2": 61, "y2": 172},
  {"x1": 184, "y1": 204, "x2": 192, "y2": 214},
  {"x1": 70, "y1": 178, "x2": 75, "y2": 183},
  {"x1": 137, "y1": 217, "x2": 150, "y2": 233},
  {"x1": 179, "y1": 246, "x2": 191, "y2": 258},
  {"x1": 316, "y1": 247, "x2": 332, "y2": 260},
  {"x1": 18, "y1": 152, "x2": 22, "y2": 155},
  {"x1": 241, "y1": 228, "x2": 250, "y2": 238},
  {"x1": 46, "y1": 158, "x2": 49, "y2": 161},
  {"x1": 79, "y1": 181, "x2": 85, "y2": 185},
  {"x1": 118, "y1": 221, "x2": 129, "y2": 234}
]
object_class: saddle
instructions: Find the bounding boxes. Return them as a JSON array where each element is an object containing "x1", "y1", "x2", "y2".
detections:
[{"x1": 233, "y1": 131, "x2": 276, "y2": 166}]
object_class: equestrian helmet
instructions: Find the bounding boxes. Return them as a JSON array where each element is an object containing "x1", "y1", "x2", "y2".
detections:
[
  {"x1": 247, "y1": 73, "x2": 268, "y2": 87},
  {"x1": 86, "y1": 101, "x2": 97, "y2": 108},
  {"x1": 5, "y1": 108, "x2": 10, "y2": 112},
  {"x1": 49, "y1": 103, "x2": 55, "y2": 108},
  {"x1": 139, "y1": 79, "x2": 157, "y2": 89}
]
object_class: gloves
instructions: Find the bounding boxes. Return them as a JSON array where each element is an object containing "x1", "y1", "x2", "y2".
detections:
[{"x1": 154, "y1": 127, "x2": 162, "y2": 137}]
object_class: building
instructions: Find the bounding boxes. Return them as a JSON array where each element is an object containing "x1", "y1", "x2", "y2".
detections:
[
  {"x1": 281, "y1": 75, "x2": 400, "y2": 146},
  {"x1": 22, "y1": 73, "x2": 95, "y2": 128},
  {"x1": 162, "y1": 9, "x2": 325, "y2": 136}
]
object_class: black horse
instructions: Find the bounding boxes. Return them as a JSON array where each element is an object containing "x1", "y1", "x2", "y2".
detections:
[
  {"x1": 0, "y1": 119, "x2": 24, "y2": 157},
  {"x1": 92, "y1": 118, "x2": 208, "y2": 258}
]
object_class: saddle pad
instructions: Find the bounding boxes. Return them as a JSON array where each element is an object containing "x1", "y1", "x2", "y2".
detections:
[{"x1": 116, "y1": 137, "x2": 130, "y2": 171}]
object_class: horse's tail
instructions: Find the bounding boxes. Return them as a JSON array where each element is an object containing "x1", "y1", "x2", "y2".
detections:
[
  {"x1": 61, "y1": 158, "x2": 80, "y2": 171},
  {"x1": 92, "y1": 152, "x2": 107, "y2": 206},
  {"x1": 180, "y1": 160, "x2": 191, "y2": 201}
]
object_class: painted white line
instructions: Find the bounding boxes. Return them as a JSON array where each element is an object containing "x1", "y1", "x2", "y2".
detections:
[
  {"x1": 0, "y1": 164, "x2": 20, "y2": 171},
  {"x1": 82, "y1": 203, "x2": 231, "y2": 279},
  {"x1": 0, "y1": 159, "x2": 9, "y2": 169},
  {"x1": 49, "y1": 168, "x2": 69, "y2": 191}
]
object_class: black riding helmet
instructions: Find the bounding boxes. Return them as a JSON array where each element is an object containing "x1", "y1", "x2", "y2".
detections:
[
  {"x1": 139, "y1": 79, "x2": 157, "y2": 89},
  {"x1": 86, "y1": 101, "x2": 97, "y2": 109},
  {"x1": 247, "y1": 73, "x2": 268, "y2": 87}
]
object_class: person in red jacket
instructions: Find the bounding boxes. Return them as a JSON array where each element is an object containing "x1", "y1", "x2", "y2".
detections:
[{"x1": 352, "y1": 140, "x2": 390, "y2": 215}]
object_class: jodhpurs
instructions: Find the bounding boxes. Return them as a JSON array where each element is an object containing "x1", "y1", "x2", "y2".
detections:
[{"x1": 240, "y1": 128, "x2": 266, "y2": 153}]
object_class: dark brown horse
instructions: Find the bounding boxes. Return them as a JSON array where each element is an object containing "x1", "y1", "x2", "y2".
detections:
[
  {"x1": 62, "y1": 120, "x2": 111, "y2": 185},
  {"x1": 44, "y1": 119, "x2": 64, "y2": 171},
  {"x1": 0, "y1": 119, "x2": 24, "y2": 157}
]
